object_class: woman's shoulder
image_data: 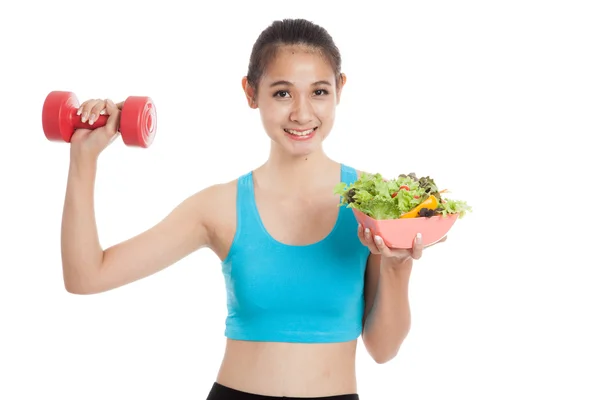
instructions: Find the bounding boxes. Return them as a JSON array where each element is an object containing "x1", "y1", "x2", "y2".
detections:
[
  {"x1": 339, "y1": 162, "x2": 368, "y2": 182},
  {"x1": 189, "y1": 177, "x2": 238, "y2": 209}
]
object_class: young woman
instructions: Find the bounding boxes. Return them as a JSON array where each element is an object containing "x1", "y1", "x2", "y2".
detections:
[{"x1": 63, "y1": 18, "x2": 439, "y2": 400}]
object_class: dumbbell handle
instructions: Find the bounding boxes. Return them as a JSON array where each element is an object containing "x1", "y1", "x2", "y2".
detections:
[{"x1": 68, "y1": 108, "x2": 112, "y2": 131}]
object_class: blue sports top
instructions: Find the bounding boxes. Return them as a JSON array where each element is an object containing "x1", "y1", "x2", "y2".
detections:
[{"x1": 220, "y1": 164, "x2": 371, "y2": 343}]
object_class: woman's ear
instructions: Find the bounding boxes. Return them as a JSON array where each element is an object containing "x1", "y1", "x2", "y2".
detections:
[
  {"x1": 242, "y1": 77, "x2": 258, "y2": 108},
  {"x1": 336, "y1": 73, "x2": 347, "y2": 105}
]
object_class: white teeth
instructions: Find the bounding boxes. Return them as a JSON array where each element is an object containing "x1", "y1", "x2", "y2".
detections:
[{"x1": 285, "y1": 128, "x2": 315, "y2": 136}]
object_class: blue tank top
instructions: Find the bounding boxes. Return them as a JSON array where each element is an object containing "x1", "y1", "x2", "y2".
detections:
[{"x1": 220, "y1": 164, "x2": 371, "y2": 343}]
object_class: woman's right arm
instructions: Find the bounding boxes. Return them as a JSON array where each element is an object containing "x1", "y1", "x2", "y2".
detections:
[
  {"x1": 61, "y1": 155, "x2": 217, "y2": 294},
  {"x1": 60, "y1": 97, "x2": 216, "y2": 294}
]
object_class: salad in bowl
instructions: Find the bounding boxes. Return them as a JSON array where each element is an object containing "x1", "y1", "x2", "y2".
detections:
[{"x1": 334, "y1": 172, "x2": 471, "y2": 248}]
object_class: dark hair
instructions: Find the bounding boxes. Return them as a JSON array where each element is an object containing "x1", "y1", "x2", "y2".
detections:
[{"x1": 246, "y1": 18, "x2": 342, "y2": 91}]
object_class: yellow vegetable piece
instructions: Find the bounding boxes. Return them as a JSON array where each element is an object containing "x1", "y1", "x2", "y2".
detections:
[{"x1": 400, "y1": 195, "x2": 439, "y2": 218}]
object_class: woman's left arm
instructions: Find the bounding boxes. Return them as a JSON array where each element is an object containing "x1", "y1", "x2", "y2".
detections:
[
  {"x1": 360, "y1": 225, "x2": 443, "y2": 364},
  {"x1": 362, "y1": 249, "x2": 413, "y2": 364}
]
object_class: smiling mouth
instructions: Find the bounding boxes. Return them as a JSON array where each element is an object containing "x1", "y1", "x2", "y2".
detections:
[{"x1": 284, "y1": 127, "x2": 317, "y2": 137}]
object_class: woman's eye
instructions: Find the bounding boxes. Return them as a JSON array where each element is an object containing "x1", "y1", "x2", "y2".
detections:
[{"x1": 273, "y1": 89, "x2": 328, "y2": 98}]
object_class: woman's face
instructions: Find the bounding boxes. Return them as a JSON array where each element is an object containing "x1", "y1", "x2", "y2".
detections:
[{"x1": 243, "y1": 45, "x2": 346, "y2": 158}]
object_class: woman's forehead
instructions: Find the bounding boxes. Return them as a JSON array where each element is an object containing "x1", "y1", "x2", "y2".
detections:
[{"x1": 263, "y1": 48, "x2": 335, "y2": 84}]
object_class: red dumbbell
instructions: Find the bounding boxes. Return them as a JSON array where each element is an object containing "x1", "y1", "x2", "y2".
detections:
[{"x1": 42, "y1": 91, "x2": 157, "y2": 148}]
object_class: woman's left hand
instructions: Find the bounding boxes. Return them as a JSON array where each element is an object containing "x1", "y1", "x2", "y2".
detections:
[{"x1": 357, "y1": 224, "x2": 446, "y2": 264}]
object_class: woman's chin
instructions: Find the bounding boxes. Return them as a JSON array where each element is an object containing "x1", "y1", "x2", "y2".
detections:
[{"x1": 287, "y1": 137, "x2": 323, "y2": 157}]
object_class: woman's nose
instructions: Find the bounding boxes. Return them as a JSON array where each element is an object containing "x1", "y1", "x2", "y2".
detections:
[{"x1": 289, "y1": 97, "x2": 314, "y2": 124}]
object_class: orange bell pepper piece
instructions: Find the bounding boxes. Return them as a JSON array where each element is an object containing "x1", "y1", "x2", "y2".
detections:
[{"x1": 400, "y1": 194, "x2": 439, "y2": 218}]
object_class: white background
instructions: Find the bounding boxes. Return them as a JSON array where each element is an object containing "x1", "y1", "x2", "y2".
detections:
[{"x1": 1, "y1": 1, "x2": 599, "y2": 399}]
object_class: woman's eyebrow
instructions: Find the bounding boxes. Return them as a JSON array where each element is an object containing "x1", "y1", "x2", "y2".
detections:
[{"x1": 269, "y1": 80, "x2": 332, "y2": 87}]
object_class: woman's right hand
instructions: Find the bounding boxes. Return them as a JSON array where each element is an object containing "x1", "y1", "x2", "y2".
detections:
[{"x1": 70, "y1": 98, "x2": 122, "y2": 160}]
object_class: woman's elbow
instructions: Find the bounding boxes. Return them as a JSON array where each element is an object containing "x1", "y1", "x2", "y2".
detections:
[
  {"x1": 370, "y1": 347, "x2": 399, "y2": 364},
  {"x1": 62, "y1": 269, "x2": 99, "y2": 295}
]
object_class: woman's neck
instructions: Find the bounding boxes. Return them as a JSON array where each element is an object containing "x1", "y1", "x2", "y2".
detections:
[{"x1": 255, "y1": 146, "x2": 339, "y2": 194}]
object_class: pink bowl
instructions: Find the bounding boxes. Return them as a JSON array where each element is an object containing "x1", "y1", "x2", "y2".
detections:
[{"x1": 352, "y1": 209, "x2": 459, "y2": 249}]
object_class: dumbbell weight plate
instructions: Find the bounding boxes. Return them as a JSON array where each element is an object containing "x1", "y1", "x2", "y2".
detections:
[
  {"x1": 42, "y1": 91, "x2": 81, "y2": 142},
  {"x1": 119, "y1": 96, "x2": 157, "y2": 148}
]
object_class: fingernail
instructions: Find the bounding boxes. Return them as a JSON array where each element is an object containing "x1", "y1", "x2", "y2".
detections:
[
  {"x1": 375, "y1": 236, "x2": 382, "y2": 244},
  {"x1": 99, "y1": 109, "x2": 106, "y2": 115},
  {"x1": 416, "y1": 233, "x2": 422, "y2": 244},
  {"x1": 77, "y1": 108, "x2": 82, "y2": 115},
  {"x1": 88, "y1": 114, "x2": 95, "y2": 124},
  {"x1": 81, "y1": 113, "x2": 87, "y2": 122}
]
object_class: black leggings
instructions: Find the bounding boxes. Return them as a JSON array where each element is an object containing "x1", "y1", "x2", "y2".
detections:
[{"x1": 206, "y1": 382, "x2": 359, "y2": 400}]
